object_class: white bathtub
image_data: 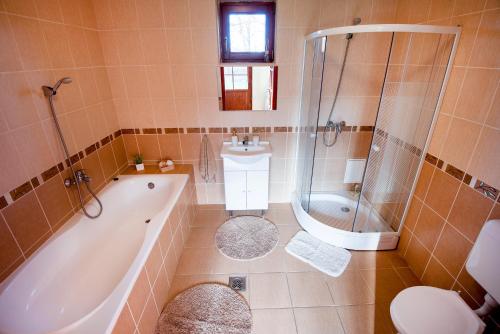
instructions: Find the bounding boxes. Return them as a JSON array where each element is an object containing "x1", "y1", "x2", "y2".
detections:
[{"x1": 0, "y1": 174, "x2": 189, "y2": 334}]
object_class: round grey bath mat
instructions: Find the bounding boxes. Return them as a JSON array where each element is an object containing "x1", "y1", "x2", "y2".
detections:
[
  {"x1": 155, "y1": 283, "x2": 252, "y2": 334},
  {"x1": 215, "y1": 215, "x2": 279, "y2": 260}
]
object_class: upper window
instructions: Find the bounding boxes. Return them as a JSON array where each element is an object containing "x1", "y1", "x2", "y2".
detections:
[{"x1": 219, "y1": 2, "x2": 276, "y2": 63}]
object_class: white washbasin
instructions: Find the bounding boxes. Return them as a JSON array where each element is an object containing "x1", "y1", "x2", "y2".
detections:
[{"x1": 220, "y1": 142, "x2": 272, "y2": 163}]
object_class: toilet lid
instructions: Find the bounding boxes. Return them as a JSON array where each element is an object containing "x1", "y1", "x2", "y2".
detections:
[{"x1": 390, "y1": 286, "x2": 485, "y2": 334}]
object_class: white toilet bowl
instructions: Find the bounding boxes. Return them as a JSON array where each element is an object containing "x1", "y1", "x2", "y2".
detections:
[
  {"x1": 390, "y1": 220, "x2": 500, "y2": 334},
  {"x1": 390, "y1": 286, "x2": 485, "y2": 334}
]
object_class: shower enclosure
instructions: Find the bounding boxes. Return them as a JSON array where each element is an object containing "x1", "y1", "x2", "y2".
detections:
[{"x1": 293, "y1": 24, "x2": 461, "y2": 250}]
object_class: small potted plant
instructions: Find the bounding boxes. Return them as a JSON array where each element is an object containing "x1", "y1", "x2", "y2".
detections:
[{"x1": 134, "y1": 154, "x2": 144, "y2": 171}]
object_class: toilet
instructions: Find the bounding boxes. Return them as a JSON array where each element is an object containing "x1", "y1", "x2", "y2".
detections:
[{"x1": 390, "y1": 219, "x2": 500, "y2": 334}]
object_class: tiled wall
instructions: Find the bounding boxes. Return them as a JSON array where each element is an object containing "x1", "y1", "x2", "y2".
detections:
[
  {"x1": 396, "y1": 0, "x2": 500, "y2": 314},
  {"x1": 89, "y1": 0, "x2": 310, "y2": 204},
  {"x1": 112, "y1": 174, "x2": 196, "y2": 334},
  {"x1": 0, "y1": 132, "x2": 128, "y2": 281},
  {"x1": 0, "y1": 1, "x2": 124, "y2": 281},
  {"x1": 89, "y1": 0, "x2": 418, "y2": 205},
  {"x1": 119, "y1": 125, "x2": 297, "y2": 204}
]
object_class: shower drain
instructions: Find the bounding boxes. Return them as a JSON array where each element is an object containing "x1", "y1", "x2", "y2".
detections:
[
  {"x1": 229, "y1": 276, "x2": 246, "y2": 291},
  {"x1": 341, "y1": 207, "x2": 350, "y2": 213}
]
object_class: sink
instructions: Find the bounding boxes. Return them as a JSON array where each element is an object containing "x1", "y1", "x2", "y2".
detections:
[
  {"x1": 227, "y1": 145, "x2": 266, "y2": 152},
  {"x1": 221, "y1": 142, "x2": 272, "y2": 163}
]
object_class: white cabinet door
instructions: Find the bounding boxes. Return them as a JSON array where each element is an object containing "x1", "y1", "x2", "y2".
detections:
[
  {"x1": 246, "y1": 171, "x2": 269, "y2": 210},
  {"x1": 224, "y1": 171, "x2": 247, "y2": 210}
]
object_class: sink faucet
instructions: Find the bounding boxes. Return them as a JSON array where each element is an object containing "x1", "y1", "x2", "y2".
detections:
[{"x1": 242, "y1": 135, "x2": 249, "y2": 146}]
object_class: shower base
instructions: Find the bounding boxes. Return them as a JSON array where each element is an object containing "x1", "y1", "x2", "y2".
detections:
[
  {"x1": 307, "y1": 193, "x2": 392, "y2": 233},
  {"x1": 292, "y1": 192, "x2": 399, "y2": 250}
]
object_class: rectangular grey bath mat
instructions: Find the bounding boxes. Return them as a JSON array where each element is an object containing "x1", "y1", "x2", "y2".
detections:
[{"x1": 285, "y1": 231, "x2": 351, "y2": 277}]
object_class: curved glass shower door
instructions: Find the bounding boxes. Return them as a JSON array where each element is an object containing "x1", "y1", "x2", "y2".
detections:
[
  {"x1": 297, "y1": 37, "x2": 327, "y2": 212},
  {"x1": 352, "y1": 32, "x2": 455, "y2": 233},
  {"x1": 295, "y1": 25, "x2": 458, "y2": 247}
]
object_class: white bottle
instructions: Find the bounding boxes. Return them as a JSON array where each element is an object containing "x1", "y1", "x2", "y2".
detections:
[
  {"x1": 231, "y1": 129, "x2": 238, "y2": 146},
  {"x1": 253, "y1": 135, "x2": 260, "y2": 146}
]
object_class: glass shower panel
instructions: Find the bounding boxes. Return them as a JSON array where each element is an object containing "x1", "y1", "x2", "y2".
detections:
[
  {"x1": 310, "y1": 32, "x2": 393, "y2": 231},
  {"x1": 298, "y1": 37, "x2": 326, "y2": 212},
  {"x1": 352, "y1": 32, "x2": 455, "y2": 233}
]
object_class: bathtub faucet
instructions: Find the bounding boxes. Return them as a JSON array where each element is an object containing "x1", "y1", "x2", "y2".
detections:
[{"x1": 64, "y1": 169, "x2": 91, "y2": 188}]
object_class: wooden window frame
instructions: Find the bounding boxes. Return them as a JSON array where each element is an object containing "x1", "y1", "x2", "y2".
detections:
[{"x1": 219, "y1": 2, "x2": 276, "y2": 63}]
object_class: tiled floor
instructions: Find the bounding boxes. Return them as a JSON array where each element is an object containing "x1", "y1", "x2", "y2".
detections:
[{"x1": 168, "y1": 204, "x2": 420, "y2": 334}]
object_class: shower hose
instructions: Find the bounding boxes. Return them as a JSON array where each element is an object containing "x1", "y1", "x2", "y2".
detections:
[{"x1": 48, "y1": 95, "x2": 103, "y2": 219}]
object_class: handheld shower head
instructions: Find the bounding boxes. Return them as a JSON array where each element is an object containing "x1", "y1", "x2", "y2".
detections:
[
  {"x1": 53, "y1": 77, "x2": 72, "y2": 91},
  {"x1": 42, "y1": 77, "x2": 72, "y2": 97}
]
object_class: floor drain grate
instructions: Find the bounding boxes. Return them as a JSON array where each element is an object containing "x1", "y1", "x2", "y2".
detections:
[
  {"x1": 229, "y1": 276, "x2": 246, "y2": 291},
  {"x1": 341, "y1": 207, "x2": 350, "y2": 213}
]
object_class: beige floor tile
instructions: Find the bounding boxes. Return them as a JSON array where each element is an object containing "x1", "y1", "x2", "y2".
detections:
[
  {"x1": 327, "y1": 270, "x2": 375, "y2": 305},
  {"x1": 294, "y1": 307, "x2": 345, "y2": 334},
  {"x1": 251, "y1": 308, "x2": 297, "y2": 334},
  {"x1": 248, "y1": 246, "x2": 287, "y2": 273},
  {"x1": 277, "y1": 225, "x2": 301, "y2": 246},
  {"x1": 361, "y1": 268, "x2": 407, "y2": 304},
  {"x1": 350, "y1": 251, "x2": 395, "y2": 270},
  {"x1": 197, "y1": 204, "x2": 225, "y2": 211},
  {"x1": 191, "y1": 210, "x2": 226, "y2": 228},
  {"x1": 249, "y1": 273, "x2": 292, "y2": 309},
  {"x1": 175, "y1": 248, "x2": 216, "y2": 275},
  {"x1": 166, "y1": 205, "x2": 415, "y2": 333},
  {"x1": 265, "y1": 205, "x2": 300, "y2": 226},
  {"x1": 185, "y1": 227, "x2": 216, "y2": 248},
  {"x1": 337, "y1": 304, "x2": 396, "y2": 334},
  {"x1": 287, "y1": 272, "x2": 334, "y2": 307},
  {"x1": 394, "y1": 267, "x2": 420, "y2": 287}
]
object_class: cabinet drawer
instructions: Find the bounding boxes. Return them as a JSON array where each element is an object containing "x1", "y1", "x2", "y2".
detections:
[{"x1": 223, "y1": 157, "x2": 269, "y2": 171}]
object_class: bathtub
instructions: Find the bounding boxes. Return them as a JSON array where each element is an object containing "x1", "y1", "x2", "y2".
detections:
[{"x1": 0, "y1": 173, "x2": 189, "y2": 334}]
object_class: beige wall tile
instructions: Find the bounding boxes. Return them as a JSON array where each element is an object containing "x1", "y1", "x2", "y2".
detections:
[
  {"x1": 3, "y1": 192, "x2": 51, "y2": 252},
  {"x1": 413, "y1": 204, "x2": 445, "y2": 251},
  {"x1": 468, "y1": 126, "x2": 500, "y2": 189},
  {"x1": 111, "y1": 304, "x2": 136, "y2": 334},
  {"x1": 0, "y1": 14, "x2": 23, "y2": 72},
  {"x1": 434, "y1": 224, "x2": 473, "y2": 276},
  {"x1": 448, "y1": 184, "x2": 495, "y2": 242},
  {"x1": 455, "y1": 69, "x2": 499, "y2": 124},
  {"x1": 440, "y1": 118, "x2": 481, "y2": 172},
  {"x1": 0, "y1": 214, "x2": 23, "y2": 277},
  {"x1": 421, "y1": 256, "x2": 454, "y2": 289}
]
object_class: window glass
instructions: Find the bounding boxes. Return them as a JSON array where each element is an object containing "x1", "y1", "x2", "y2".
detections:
[
  {"x1": 223, "y1": 67, "x2": 248, "y2": 90},
  {"x1": 224, "y1": 75, "x2": 234, "y2": 89},
  {"x1": 229, "y1": 14, "x2": 266, "y2": 52},
  {"x1": 232, "y1": 66, "x2": 247, "y2": 74},
  {"x1": 233, "y1": 75, "x2": 248, "y2": 89}
]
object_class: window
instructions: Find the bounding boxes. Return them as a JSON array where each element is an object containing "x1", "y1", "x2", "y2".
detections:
[
  {"x1": 219, "y1": 2, "x2": 275, "y2": 63},
  {"x1": 224, "y1": 66, "x2": 249, "y2": 90}
]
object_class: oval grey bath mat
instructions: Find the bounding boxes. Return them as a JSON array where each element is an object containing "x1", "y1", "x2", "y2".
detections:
[
  {"x1": 215, "y1": 216, "x2": 279, "y2": 260},
  {"x1": 156, "y1": 283, "x2": 252, "y2": 334}
]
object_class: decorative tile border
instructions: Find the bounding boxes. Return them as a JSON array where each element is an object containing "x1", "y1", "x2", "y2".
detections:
[
  {"x1": 425, "y1": 152, "x2": 498, "y2": 201},
  {"x1": 0, "y1": 131, "x2": 124, "y2": 210},
  {"x1": 119, "y1": 125, "x2": 377, "y2": 135}
]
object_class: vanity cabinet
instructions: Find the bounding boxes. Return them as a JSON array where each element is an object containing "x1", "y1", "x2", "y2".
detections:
[{"x1": 223, "y1": 159, "x2": 270, "y2": 210}]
